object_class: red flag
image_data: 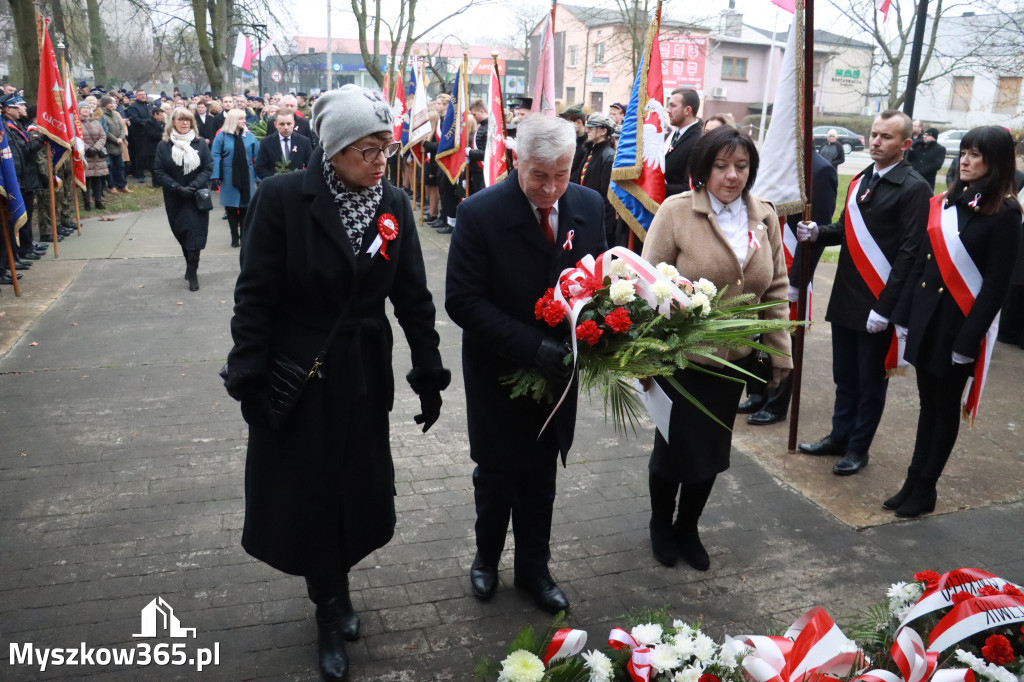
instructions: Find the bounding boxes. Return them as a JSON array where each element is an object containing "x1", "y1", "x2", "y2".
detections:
[
  {"x1": 483, "y1": 64, "x2": 507, "y2": 187},
  {"x1": 63, "y1": 59, "x2": 86, "y2": 189},
  {"x1": 875, "y1": 0, "x2": 892, "y2": 20},
  {"x1": 391, "y1": 69, "x2": 406, "y2": 144},
  {"x1": 36, "y1": 18, "x2": 71, "y2": 172}
]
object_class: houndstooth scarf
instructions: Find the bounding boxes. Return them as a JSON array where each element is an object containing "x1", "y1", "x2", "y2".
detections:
[{"x1": 321, "y1": 154, "x2": 383, "y2": 254}]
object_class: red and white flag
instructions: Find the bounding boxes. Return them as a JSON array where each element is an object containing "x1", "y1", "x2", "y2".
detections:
[
  {"x1": 390, "y1": 69, "x2": 406, "y2": 143},
  {"x1": 532, "y1": 11, "x2": 556, "y2": 116},
  {"x1": 36, "y1": 18, "x2": 71, "y2": 173},
  {"x1": 483, "y1": 64, "x2": 507, "y2": 187},
  {"x1": 231, "y1": 32, "x2": 253, "y2": 71},
  {"x1": 876, "y1": 0, "x2": 893, "y2": 21},
  {"x1": 62, "y1": 59, "x2": 86, "y2": 189}
]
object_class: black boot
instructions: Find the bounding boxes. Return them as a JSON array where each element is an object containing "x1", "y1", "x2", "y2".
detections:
[
  {"x1": 306, "y1": 577, "x2": 358, "y2": 681},
  {"x1": 229, "y1": 220, "x2": 240, "y2": 248},
  {"x1": 883, "y1": 467, "x2": 920, "y2": 510},
  {"x1": 648, "y1": 472, "x2": 679, "y2": 566},
  {"x1": 748, "y1": 373, "x2": 793, "y2": 425},
  {"x1": 895, "y1": 477, "x2": 937, "y2": 518},
  {"x1": 185, "y1": 250, "x2": 200, "y2": 291},
  {"x1": 674, "y1": 477, "x2": 715, "y2": 571}
]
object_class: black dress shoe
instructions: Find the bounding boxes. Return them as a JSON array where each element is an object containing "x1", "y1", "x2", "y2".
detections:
[
  {"x1": 833, "y1": 451, "x2": 869, "y2": 476},
  {"x1": 513, "y1": 573, "x2": 569, "y2": 614},
  {"x1": 21, "y1": 251, "x2": 42, "y2": 260},
  {"x1": 798, "y1": 435, "x2": 847, "y2": 456},
  {"x1": 469, "y1": 554, "x2": 498, "y2": 601},
  {"x1": 747, "y1": 409, "x2": 785, "y2": 426},
  {"x1": 736, "y1": 395, "x2": 764, "y2": 414},
  {"x1": 437, "y1": 224, "x2": 454, "y2": 234},
  {"x1": 33, "y1": 241, "x2": 49, "y2": 249}
]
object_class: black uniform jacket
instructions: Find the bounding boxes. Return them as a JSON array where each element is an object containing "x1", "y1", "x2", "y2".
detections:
[
  {"x1": 446, "y1": 171, "x2": 607, "y2": 468},
  {"x1": 907, "y1": 138, "x2": 946, "y2": 189},
  {"x1": 255, "y1": 130, "x2": 312, "y2": 180},
  {"x1": 893, "y1": 191, "x2": 1023, "y2": 377},
  {"x1": 577, "y1": 139, "x2": 617, "y2": 239},
  {"x1": 224, "y1": 151, "x2": 445, "y2": 576},
  {"x1": 664, "y1": 121, "x2": 701, "y2": 198},
  {"x1": 5, "y1": 118, "x2": 45, "y2": 192},
  {"x1": 787, "y1": 151, "x2": 839, "y2": 287},
  {"x1": 816, "y1": 161, "x2": 932, "y2": 330}
]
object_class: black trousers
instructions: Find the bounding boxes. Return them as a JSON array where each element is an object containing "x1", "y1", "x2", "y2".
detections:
[
  {"x1": 473, "y1": 457, "x2": 558, "y2": 578},
  {"x1": 438, "y1": 176, "x2": 459, "y2": 220},
  {"x1": 829, "y1": 323, "x2": 892, "y2": 454},
  {"x1": 907, "y1": 362, "x2": 974, "y2": 479},
  {"x1": 18, "y1": 192, "x2": 35, "y2": 254}
]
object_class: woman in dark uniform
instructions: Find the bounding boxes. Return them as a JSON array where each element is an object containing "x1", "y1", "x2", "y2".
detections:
[
  {"x1": 221, "y1": 85, "x2": 450, "y2": 681},
  {"x1": 640, "y1": 127, "x2": 791, "y2": 570},
  {"x1": 888, "y1": 126, "x2": 1023, "y2": 518}
]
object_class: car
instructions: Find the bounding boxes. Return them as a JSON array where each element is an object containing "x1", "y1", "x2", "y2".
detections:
[
  {"x1": 812, "y1": 126, "x2": 865, "y2": 154},
  {"x1": 936, "y1": 129, "x2": 969, "y2": 156}
]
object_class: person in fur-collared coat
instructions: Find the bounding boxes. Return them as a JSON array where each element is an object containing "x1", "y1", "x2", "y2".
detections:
[{"x1": 221, "y1": 85, "x2": 449, "y2": 682}]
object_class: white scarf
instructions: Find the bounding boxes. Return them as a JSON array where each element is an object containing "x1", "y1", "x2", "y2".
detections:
[{"x1": 170, "y1": 129, "x2": 201, "y2": 174}]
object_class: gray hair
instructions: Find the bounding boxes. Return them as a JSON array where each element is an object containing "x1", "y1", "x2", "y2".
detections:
[
  {"x1": 827, "y1": 128, "x2": 838, "y2": 137},
  {"x1": 516, "y1": 115, "x2": 576, "y2": 165}
]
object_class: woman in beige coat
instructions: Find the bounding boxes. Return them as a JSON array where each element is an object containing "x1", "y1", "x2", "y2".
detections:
[
  {"x1": 79, "y1": 103, "x2": 109, "y2": 210},
  {"x1": 640, "y1": 126, "x2": 791, "y2": 571}
]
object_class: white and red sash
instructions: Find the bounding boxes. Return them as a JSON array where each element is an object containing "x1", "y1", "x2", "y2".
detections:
[
  {"x1": 926, "y1": 194, "x2": 999, "y2": 422},
  {"x1": 844, "y1": 174, "x2": 905, "y2": 373},
  {"x1": 781, "y1": 216, "x2": 813, "y2": 322}
]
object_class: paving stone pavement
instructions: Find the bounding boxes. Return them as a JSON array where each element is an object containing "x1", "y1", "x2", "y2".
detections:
[{"x1": 1, "y1": 205, "x2": 1022, "y2": 681}]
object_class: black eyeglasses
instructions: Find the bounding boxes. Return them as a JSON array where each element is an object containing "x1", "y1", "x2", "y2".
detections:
[{"x1": 347, "y1": 141, "x2": 402, "y2": 162}]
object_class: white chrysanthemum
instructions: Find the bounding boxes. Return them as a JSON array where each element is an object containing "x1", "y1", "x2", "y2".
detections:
[
  {"x1": 609, "y1": 280, "x2": 637, "y2": 305},
  {"x1": 886, "y1": 581, "x2": 909, "y2": 601},
  {"x1": 692, "y1": 633, "x2": 717, "y2": 662},
  {"x1": 672, "y1": 631, "x2": 695, "y2": 658},
  {"x1": 716, "y1": 636, "x2": 747, "y2": 670},
  {"x1": 955, "y1": 649, "x2": 1018, "y2": 682},
  {"x1": 582, "y1": 649, "x2": 614, "y2": 682},
  {"x1": 609, "y1": 258, "x2": 632, "y2": 278},
  {"x1": 690, "y1": 291, "x2": 711, "y2": 317},
  {"x1": 695, "y1": 277, "x2": 717, "y2": 298},
  {"x1": 672, "y1": 619, "x2": 686, "y2": 629},
  {"x1": 657, "y1": 262, "x2": 681, "y2": 280},
  {"x1": 631, "y1": 623, "x2": 664, "y2": 646},
  {"x1": 672, "y1": 663, "x2": 705, "y2": 682},
  {"x1": 650, "y1": 643, "x2": 683, "y2": 672},
  {"x1": 497, "y1": 650, "x2": 545, "y2": 682},
  {"x1": 652, "y1": 280, "x2": 675, "y2": 304}
]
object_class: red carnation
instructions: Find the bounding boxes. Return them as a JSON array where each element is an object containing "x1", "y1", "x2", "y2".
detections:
[
  {"x1": 604, "y1": 307, "x2": 632, "y2": 333},
  {"x1": 576, "y1": 319, "x2": 603, "y2": 346},
  {"x1": 1002, "y1": 583, "x2": 1023, "y2": 597},
  {"x1": 698, "y1": 675, "x2": 720, "y2": 682},
  {"x1": 952, "y1": 591, "x2": 974, "y2": 604},
  {"x1": 981, "y1": 634, "x2": 1015, "y2": 666},
  {"x1": 914, "y1": 570, "x2": 941, "y2": 587},
  {"x1": 535, "y1": 288, "x2": 555, "y2": 321},
  {"x1": 560, "y1": 279, "x2": 573, "y2": 300},
  {"x1": 583, "y1": 274, "x2": 605, "y2": 296},
  {"x1": 978, "y1": 585, "x2": 1001, "y2": 597},
  {"x1": 542, "y1": 300, "x2": 568, "y2": 327}
]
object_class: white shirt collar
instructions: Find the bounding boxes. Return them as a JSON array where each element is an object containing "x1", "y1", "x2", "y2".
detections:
[
  {"x1": 527, "y1": 199, "x2": 559, "y2": 216},
  {"x1": 674, "y1": 121, "x2": 698, "y2": 139},
  {"x1": 874, "y1": 160, "x2": 900, "y2": 178},
  {"x1": 708, "y1": 192, "x2": 744, "y2": 216}
]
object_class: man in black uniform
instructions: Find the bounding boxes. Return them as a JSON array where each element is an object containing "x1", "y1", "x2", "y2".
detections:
[
  {"x1": 663, "y1": 88, "x2": 701, "y2": 197},
  {"x1": 466, "y1": 99, "x2": 489, "y2": 195},
  {"x1": 559, "y1": 103, "x2": 588, "y2": 183},
  {"x1": 125, "y1": 90, "x2": 152, "y2": 183},
  {"x1": 906, "y1": 126, "x2": 945, "y2": 191},
  {"x1": 796, "y1": 110, "x2": 931, "y2": 475}
]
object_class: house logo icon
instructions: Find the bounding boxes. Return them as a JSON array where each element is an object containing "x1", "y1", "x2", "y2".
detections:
[{"x1": 132, "y1": 597, "x2": 197, "y2": 638}]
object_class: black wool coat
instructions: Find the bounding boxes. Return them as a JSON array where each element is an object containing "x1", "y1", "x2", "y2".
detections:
[
  {"x1": 255, "y1": 130, "x2": 313, "y2": 180},
  {"x1": 577, "y1": 139, "x2": 617, "y2": 242},
  {"x1": 907, "y1": 138, "x2": 946, "y2": 190},
  {"x1": 893, "y1": 192, "x2": 1023, "y2": 377},
  {"x1": 138, "y1": 118, "x2": 164, "y2": 173},
  {"x1": 446, "y1": 171, "x2": 607, "y2": 470},
  {"x1": 664, "y1": 121, "x2": 701, "y2": 198},
  {"x1": 152, "y1": 138, "x2": 214, "y2": 250},
  {"x1": 816, "y1": 161, "x2": 932, "y2": 330},
  {"x1": 224, "y1": 152, "x2": 446, "y2": 576}
]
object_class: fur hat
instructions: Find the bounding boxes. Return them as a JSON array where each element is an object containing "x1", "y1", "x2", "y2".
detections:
[{"x1": 312, "y1": 85, "x2": 395, "y2": 159}]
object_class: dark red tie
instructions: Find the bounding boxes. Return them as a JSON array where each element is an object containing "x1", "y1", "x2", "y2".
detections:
[{"x1": 538, "y1": 207, "x2": 554, "y2": 246}]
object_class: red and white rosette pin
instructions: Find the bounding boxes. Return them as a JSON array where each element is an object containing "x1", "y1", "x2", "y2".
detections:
[
  {"x1": 541, "y1": 628, "x2": 587, "y2": 665},
  {"x1": 368, "y1": 213, "x2": 399, "y2": 260}
]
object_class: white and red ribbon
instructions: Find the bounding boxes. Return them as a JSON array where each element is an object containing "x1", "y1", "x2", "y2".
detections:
[
  {"x1": 927, "y1": 593, "x2": 1024, "y2": 653},
  {"x1": 898, "y1": 568, "x2": 1016, "y2": 630},
  {"x1": 541, "y1": 628, "x2": 587, "y2": 665},
  {"x1": 607, "y1": 628, "x2": 653, "y2": 682},
  {"x1": 844, "y1": 174, "x2": 891, "y2": 298},
  {"x1": 562, "y1": 229, "x2": 575, "y2": 252},
  {"x1": 749, "y1": 230, "x2": 762, "y2": 250},
  {"x1": 926, "y1": 194, "x2": 999, "y2": 421}
]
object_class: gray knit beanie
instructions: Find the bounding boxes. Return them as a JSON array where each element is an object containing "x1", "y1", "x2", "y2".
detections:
[{"x1": 313, "y1": 84, "x2": 395, "y2": 159}]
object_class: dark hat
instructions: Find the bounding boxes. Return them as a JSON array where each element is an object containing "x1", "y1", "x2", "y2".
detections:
[
  {"x1": 77, "y1": 80, "x2": 88, "y2": 88},
  {"x1": 0, "y1": 93, "x2": 25, "y2": 107},
  {"x1": 924, "y1": 127, "x2": 940, "y2": 138},
  {"x1": 509, "y1": 96, "x2": 532, "y2": 110},
  {"x1": 558, "y1": 103, "x2": 585, "y2": 119},
  {"x1": 585, "y1": 112, "x2": 615, "y2": 131},
  {"x1": 204, "y1": 91, "x2": 213, "y2": 96},
  {"x1": 252, "y1": 97, "x2": 264, "y2": 104},
  {"x1": 296, "y1": 92, "x2": 307, "y2": 98},
  {"x1": 610, "y1": 102, "x2": 626, "y2": 113},
  {"x1": 89, "y1": 88, "x2": 105, "y2": 96}
]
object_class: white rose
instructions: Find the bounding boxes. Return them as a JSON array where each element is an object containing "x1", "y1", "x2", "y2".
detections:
[
  {"x1": 631, "y1": 623, "x2": 664, "y2": 647},
  {"x1": 650, "y1": 643, "x2": 682, "y2": 673},
  {"x1": 609, "y1": 280, "x2": 637, "y2": 305},
  {"x1": 695, "y1": 277, "x2": 717, "y2": 298},
  {"x1": 692, "y1": 633, "x2": 717, "y2": 662},
  {"x1": 690, "y1": 291, "x2": 711, "y2": 317},
  {"x1": 651, "y1": 280, "x2": 675, "y2": 304},
  {"x1": 657, "y1": 262, "x2": 681, "y2": 280}
]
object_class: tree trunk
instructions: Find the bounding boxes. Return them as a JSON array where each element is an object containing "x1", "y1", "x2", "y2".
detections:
[
  {"x1": 10, "y1": 0, "x2": 40, "y2": 106},
  {"x1": 86, "y1": 0, "x2": 107, "y2": 86},
  {"x1": 192, "y1": 0, "x2": 224, "y2": 94}
]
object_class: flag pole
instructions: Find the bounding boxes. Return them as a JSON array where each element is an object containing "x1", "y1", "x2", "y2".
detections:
[
  {"x1": 0, "y1": 200, "x2": 20, "y2": 296},
  {"x1": 463, "y1": 52, "x2": 470, "y2": 199},
  {"x1": 788, "y1": 0, "x2": 813, "y2": 452},
  {"x1": 38, "y1": 12, "x2": 59, "y2": 258},
  {"x1": 59, "y1": 49, "x2": 82, "y2": 236}
]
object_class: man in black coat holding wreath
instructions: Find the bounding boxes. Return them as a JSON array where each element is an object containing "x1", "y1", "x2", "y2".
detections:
[{"x1": 446, "y1": 114, "x2": 607, "y2": 614}]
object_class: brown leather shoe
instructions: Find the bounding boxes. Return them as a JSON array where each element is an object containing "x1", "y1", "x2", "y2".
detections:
[
  {"x1": 107, "y1": 188, "x2": 120, "y2": 194},
  {"x1": 121, "y1": 186, "x2": 134, "y2": 194}
]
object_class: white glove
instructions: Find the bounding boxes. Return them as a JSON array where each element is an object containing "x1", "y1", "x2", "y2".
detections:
[
  {"x1": 796, "y1": 221, "x2": 818, "y2": 242},
  {"x1": 895, "y1": 325, "x2": 908, "y2": 341},
  {"x1": 952, "y1": 352, "x2": 974, "y2": 365},
  {"x1": 788, "y1": 285, "x2": 800, "y2": 303},
  {"x1": 865, "y1": 310, "x2": 889, "y2": 333}
]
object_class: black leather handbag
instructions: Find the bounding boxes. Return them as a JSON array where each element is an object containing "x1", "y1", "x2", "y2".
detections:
[{"x1": 194, "y1": 188, "x2": 214, "y2": 211}]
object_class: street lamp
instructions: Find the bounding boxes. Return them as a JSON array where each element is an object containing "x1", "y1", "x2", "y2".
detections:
[{"x1": 251, "y1": 24, "x2": 268, "y2": 97}]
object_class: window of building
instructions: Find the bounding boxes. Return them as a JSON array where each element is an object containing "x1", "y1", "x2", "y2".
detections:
[
  {"x1": 995, "y1": 76, "x2": 1021, "y2": 114},
  {"x1": 307, "y1": 47, "x2": 315, "y2": 54},
  {"x1": 950, "y1": 76, "x2": 974, "y2": 111},
  {"x1": 568, "y1": 45, "x2": 578, "y2": 68},
  {"x1": 721, "y1": 57, "x2": 748, "y2": 80},
  {"x1": 566, "y1": 86, "x2": 576, "y2": 104},
  {"x1": 590, "y1": 91, "x2": 604, "y2": 112},
  {"x1": 594, "y1": 43, "x2": 605, "y2": 65}
]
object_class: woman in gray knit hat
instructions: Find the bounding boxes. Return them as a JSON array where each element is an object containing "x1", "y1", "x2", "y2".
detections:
[{"x1": 221, "y1": 84, "x2": 450, "y2": 681}]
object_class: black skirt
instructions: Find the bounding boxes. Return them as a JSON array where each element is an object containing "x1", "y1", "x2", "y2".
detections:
[{"x1": 649, "y1": 360, "x2": 748, "y2": 484}]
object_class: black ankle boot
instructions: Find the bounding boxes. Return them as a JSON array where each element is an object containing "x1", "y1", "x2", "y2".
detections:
[
  {"x1": 229, "y1": 223, "x2": 240, "y2": 248},
  {"x1": 648, "y1": 473, "x2": 679, "y2": 566},
  {"x1": 883, "y1": 475, "x2": 917, "y2": 510},
  {"x1": 185, "y1": 250, "x2": 200, "y2": 291},
  {"x1": 673, "y1": 477, "x2": 715, "y2": 571},
  {"x1": 314, "y1": 598, "x2": 350, "y2": 681},
  {"x1": 895, "y1": 478, "x2": 938, "y2": 518},
  {"x1": 676, "y1": 529, "x2": 710, "y2": 571},
  {"x1": 336, "y1": 574, "x2": 360, "y2": 641}
]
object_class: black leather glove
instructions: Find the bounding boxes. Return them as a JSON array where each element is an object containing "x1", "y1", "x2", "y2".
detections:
[
  {"x1": 534, "y1": 338, "x2": 573, "y2": 382},
  {"x1": 175, "y1": 184, "x2": 194, "y2": 198},
  {"x1": 240, "y1": 394, "x2": 279, "y2": 430},
  {"x1": 414, "y1": 391, "x2": 442, "y2": 433}
]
